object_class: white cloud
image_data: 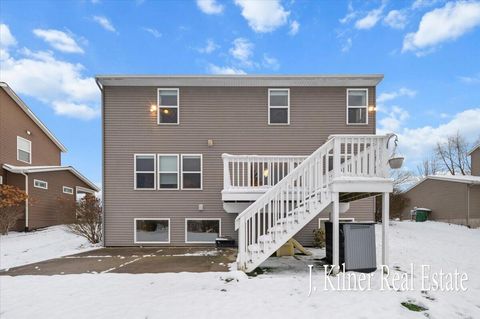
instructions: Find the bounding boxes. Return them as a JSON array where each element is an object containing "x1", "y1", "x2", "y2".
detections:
[
  {"x1": 0, "y1": 25, "x2": 99, "y2": 120},
  {"x1": 402, "y1": 2, "x2": 480, "y2": 54},
  {"x1": 143, "y1": 27, "x2": 161, "y2": 38},
  {"x1": 198, "y1": 39, "x2": 219, "y2": 54},
  {"x1": 234, "y1": 0, "x2": 289, "y2": 33},
  {"x1": 378, "y1": 87, "x2": 417, "y2": 104},
  {"x1": 378, "y1": 105, "x2": 410, "y2": 132},
  {"x1": 229, "y1": 37, "x2": 254, "y2": 65},
  {"x1": 196, "y1": 0, "x2": 224, "y2": 15},
  {"x1": 289, "y1": 20, "x2": 300, "y2": 35},
  {"x1": 52, "y1": 101, "x2": 100, "y2": 120},
  {"x1": 355, "y1": 4, "x2": 385, "y2": 30},
  {"x1": 411, "y1": 0, "x2": 440, "y2": 10},
  {"x1": 262, "y1": 54, "x2": 280, "y2": 70},
  {"x1": 458, "y1": 74, "x2": 480, "y2": 84},
  {"x1": 33, "y1": 29, "x2": 84, "y2": 54},
  {"x1": 207, "y1": 64, "x2": 246, "y2": 75},
  {"x1": 340, "y1": 2, "x2": 357, "y2": 24},
  {"x1": 93, "y1": 15, "x2": 116, "y2": 32},
  {"x1": 382, "y1": 108, "x2": 480, "y2": 167},
  {"x1": 0, "y1": 24, "x2": 17, "y2": 49},
  {"x1": 341, "y1": 38, "x2": 352, "y2": 52},
  {"x1": 384, "y1": 10, "x2": 408, "y2": 29}
]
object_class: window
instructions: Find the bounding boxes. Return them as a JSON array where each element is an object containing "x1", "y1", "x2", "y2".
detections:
[
  {"x1": 268, "y1": 89, "x2": 290, "y2": 125},
  {"x1": 17, "y1": 136, "x2": 32, "y2": 164},
  {"x1": 135, "y1": 219, "x2": 170, "y2": 243},
  {"x1": 347, "y1": 89, "x2": 368, "y2": 125},
  {"x1": 181, "y1": 154, "x2": 202, "y2": 190},
  {"x1": 34, "y1": 179, "x2": 48, "y2": 189},
  {"x1": 0, "y1": 176, "x2": 3, "y2": 184},
  {"x1": 158, "y1": 88, "x2": 179, "y2": 124},
  {"x1": 134, "y1": 154, "x2": 156, "y2": 190},
  {"x1": 63, "y1": 186, "x2": 74, "y2": 195},
  {"x1": 158, "y1": 155, "x2": 179, "y2": 189},
  {"x1": 185, "y1": 219, "x2": 220, "y2": 243}
]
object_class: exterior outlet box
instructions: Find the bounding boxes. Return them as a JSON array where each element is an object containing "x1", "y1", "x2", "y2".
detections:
[{"x1": 325, "y1": 222, "x2": 377, "y2": 273}]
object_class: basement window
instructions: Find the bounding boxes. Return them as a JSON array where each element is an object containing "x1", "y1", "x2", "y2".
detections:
[
  {"x1": 135, "y1": 218, "x2": 170, "y2": 243},
  {"x1": 268, "y1": 89, "x2": 290, "y2": 125},
  {"x1": 181, "y1": 154, "x2": 202, "y2": 190},
  {"x1": 347, "y1": 89, "x2": 368, "y2": 125},
  {"x1": 34, "y1": 179, "x2": 48, "y2": 189},
  {"x1": 185, "y1": 219, "x2": 220, "y2": 243},
  {"x1": 134, "y1": 154, "x2": 156, "y2": 190},
  {"x1": 63, "y1": 186, "x2": 74, "y2": 195},
  {"x1": 17, "y1": 136, "x2": 32, "y2": 164},
  {"x1": 158, "y1": 155, "x2": 179, "y2": 189},
  {"x1": 158, "y1": 89, "x2": 179, "y2": 124}
]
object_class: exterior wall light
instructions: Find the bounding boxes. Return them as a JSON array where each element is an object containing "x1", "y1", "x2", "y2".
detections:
[
  {"x1": 263, "y1": 169, "x2": 269, "y2": 177},
  {"x1": 150, "y1": 105, "x2": 156, "y2": 113},
  {"x1": 368, "y1": 106, "x2": 376, "y2": 112}
]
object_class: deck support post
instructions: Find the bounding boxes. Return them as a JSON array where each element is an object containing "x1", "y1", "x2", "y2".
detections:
[
  {"x1": 382, "y1": 192, "x2": 390, "y2": 267},
  {"x1": 331, "y1": 192, "x2": 340, "y2": 274}
]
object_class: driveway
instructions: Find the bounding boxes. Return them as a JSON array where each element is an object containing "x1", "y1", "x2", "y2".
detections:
[{"x1": 0, "y1": 247, "x2": 237, "y2": 276}]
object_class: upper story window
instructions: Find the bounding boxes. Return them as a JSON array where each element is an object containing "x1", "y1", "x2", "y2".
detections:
[
  {"x1": 347, "y1": 89, "x2": 368, "y2": 125},
  {"x1": 134, "y1": 154, "x2": 156, "y2": 190},
  {"x1": 268, "y1": 89, "x2": 290, "y2": 125},
  {"x1": 181, "y1": 154, "x2": 202, "y2": 190},
  {"x1": 17, "y1": 136, "x2": 32, "y2": 164},
  {"x1": 63, "y1": 186, "x2": 74, "y2": 195},
  {"x1": 158, "y1": 154, "x2": 179, "y2": 189},
  {"x1": 34, "y1": 179, "x2": 48, "y2": 189},
  {"x1": 158, "y1": 89, "x2": 179, "y2": 125}
]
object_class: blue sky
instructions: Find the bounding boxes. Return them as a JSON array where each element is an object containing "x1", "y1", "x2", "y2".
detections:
[{"x1": 1, "y1": 0, "x2": 480, "y2": 185}]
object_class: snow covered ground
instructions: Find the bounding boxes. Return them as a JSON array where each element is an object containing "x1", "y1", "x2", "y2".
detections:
[
  {"x1": 0, "y1": 225, "x2": 99, "y2": 270},
  {"x1": 1, "y1": 221, "x2": 479, "y2": 318}
]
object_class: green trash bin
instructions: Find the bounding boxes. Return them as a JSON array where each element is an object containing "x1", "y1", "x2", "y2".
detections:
[{"x1": 415, "y1": 208, "x2": 431, "y2": 222}]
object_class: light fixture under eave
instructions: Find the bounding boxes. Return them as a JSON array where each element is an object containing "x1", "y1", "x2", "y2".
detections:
[{"x1": 150, "y1": 105, "x2": 156, "y2": 113}]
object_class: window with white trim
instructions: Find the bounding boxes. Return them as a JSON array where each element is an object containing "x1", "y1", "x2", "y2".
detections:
[
  {"x1": 158, "y1": 155, "x2": 179, "y2": 189},
  {"x1": 347, "y1": 89, "x2": 368, "y2": 124},
  {"x1": 158, "y1": 89, "x2": 179, "y2": 124},
  {"x1": 135, "y1": 219, "x2": 170, "y2": 243},
  {"x1": 17, "y1": 136, "x2": 32, "y2": 164},
  {"x1": 268, "y1": 89, "x2": 290, "y2": 125},
  {"x1": 181, "y1": 154, "x2": 202, "y2": 189},
  {"x1": 185, "y1": 219, "x2": 220, "y2": 243},
  {"x1": 63, "y1": 186, "x2": 74, "y2": 194},
  {"x1": 134, "y1": 154, "x2": 156, "y2": 190},
  {"x1": 34, "y1": 179, "x2": 48, "y2": 189}
]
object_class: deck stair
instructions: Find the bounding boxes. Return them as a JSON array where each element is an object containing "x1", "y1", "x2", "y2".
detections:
[{"x1": 234, "y1": 134, "x2": 393, "y2": 272}]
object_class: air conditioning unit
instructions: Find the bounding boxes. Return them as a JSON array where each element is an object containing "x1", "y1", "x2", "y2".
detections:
[{"x1": 325, "y1": 222, "x2": 377, "y2": 273}]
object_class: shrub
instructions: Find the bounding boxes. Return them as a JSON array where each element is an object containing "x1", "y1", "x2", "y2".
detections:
[
  {"x1": 312, "y1": 228, "x2": 326, "y2": 248},
  {"x1": 68, "y1": 194, "x2": 102, "y2": 244},
  {"x1": 0, "y1": 185, "x2": 28, "y2": 235}
]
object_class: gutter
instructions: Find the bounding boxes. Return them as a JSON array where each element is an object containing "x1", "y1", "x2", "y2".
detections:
[{"x1": 96, "y1": 78, "x2": 106, "y2": 247}]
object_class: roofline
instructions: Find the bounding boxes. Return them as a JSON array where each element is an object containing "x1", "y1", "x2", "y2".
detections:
[
  {"x1": 95, "y1": 74, "x2": 384, "y2": 87},
  {"x1": 0, "y1": 82, "x2": 68, "y2": 153},
  {"x1": 2, "y1": 164, "x2": 100, "y2": 192},
  {"x1": 468, "y1": 143, "x2": 480, "y2": 155},
  {"x1": 403, "y1": 175, "x2": 480, "y2": 193}
]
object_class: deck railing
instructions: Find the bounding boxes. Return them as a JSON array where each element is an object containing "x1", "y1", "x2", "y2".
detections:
[{"x1": 233, "y1": 134, "x2": 392, "y2": 272}]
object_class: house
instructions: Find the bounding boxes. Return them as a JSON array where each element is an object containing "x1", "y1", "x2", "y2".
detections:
[
  {"x1": 0, "y1": 82, "x2": 100, "y2": 231},
  {"x1": 401, "y1": 145, "x2": 480, "y2": 228},
  {"x1": 96, "y1": 75, "x2": 395, "y2": 272}
]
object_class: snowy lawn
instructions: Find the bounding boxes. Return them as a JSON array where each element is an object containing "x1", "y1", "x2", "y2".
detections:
[
  {"x1": 1, "y1": 221, "x2": 480, "y2": 318},
  {"x1": 0, "y1": 225, "x2": 99, "y2": 270}
]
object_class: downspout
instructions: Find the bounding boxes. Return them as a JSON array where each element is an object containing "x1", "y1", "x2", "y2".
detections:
[
  {"x1": 21, "y1": 172, "x2": 29, "y2": 231},
  {"x1": 96, "y1": 77, "x2": 105, "y2": 247},
  {"x1": 466, "y1": 183, "x2": 471, "y2": 228}
]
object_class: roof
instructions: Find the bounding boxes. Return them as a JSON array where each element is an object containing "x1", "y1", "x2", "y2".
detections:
[
  {"x1": 2, "y1": 164, "x2": 100, "y2": 192},
  {"x1": 468, "y1": 143, "x2": 480, "y2": 155},
  {"x1": 95, "y1": 74, "x2": 384, "y2": 88},
  {"x1": 403, "y1": 174, "x2": 480, "y2": 193},
  {"x1": 0, "y1": 82, "x2": 67, "y2": 152}
]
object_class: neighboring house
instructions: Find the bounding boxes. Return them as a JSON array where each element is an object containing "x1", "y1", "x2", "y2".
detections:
[
  {"x1": 0, "y1": 82, "x2": 100, "y2": 231},
  {"x1": 97, "y1": 75, "x2": 395, "y2": 272},
  {"x1": 401, "y1": 147, "x2": 480, "y2": 228}
]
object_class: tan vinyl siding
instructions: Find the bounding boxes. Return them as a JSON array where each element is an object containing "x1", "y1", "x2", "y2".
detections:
[
  {"x1": 471, "y1": 148, "x2": 480, "y2": 176},
  {"x1": 103, "y1": 86, "x2": 376, "y2": 246}
]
